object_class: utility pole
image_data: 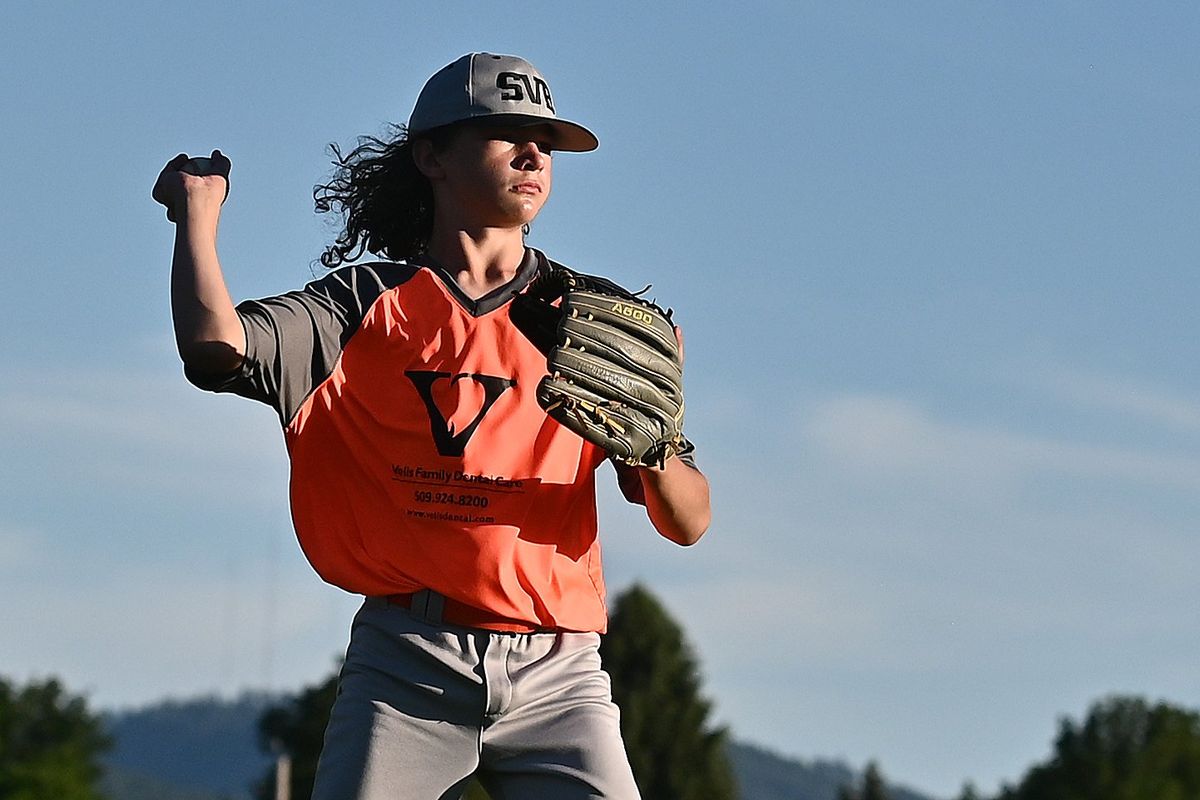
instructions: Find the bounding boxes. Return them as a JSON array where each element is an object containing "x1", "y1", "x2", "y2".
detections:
[{"x1": 271, "y1": 738, "x2": 291, "y2": 800}]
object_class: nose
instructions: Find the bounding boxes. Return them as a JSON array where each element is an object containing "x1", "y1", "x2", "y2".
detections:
[{"x1": 513, "y1": 141, "x2": 547, "y2": 171}]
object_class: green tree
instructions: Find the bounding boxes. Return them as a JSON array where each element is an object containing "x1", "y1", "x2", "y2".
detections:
[
  {"x1": 599, "y1": 583, "x2": 736, "y2": 800},
  {"x1": 997, "y1": 695, "x2": 1200, "y2": 800},
  {"x1": 256, "y1": 671, "x2": 338, "y2": 800},
  {"x1": 955, "y1": 781, "x2": 982, "y2": 800},
  {"x1": 0, "y1": 675, "x2": 111, "y2": 800},
  {"x1": 838, "y1": 760, "x2": 891, "y2": 800}
]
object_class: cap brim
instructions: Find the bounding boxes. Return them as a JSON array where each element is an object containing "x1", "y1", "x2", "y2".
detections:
[{"x1": 457, "y1": 113, "x2": 599, "y2": 152}]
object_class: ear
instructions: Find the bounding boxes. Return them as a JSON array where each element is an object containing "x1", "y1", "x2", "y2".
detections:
[{"x1": 411, "y1": 138, "x2": 446, "y2": 180}]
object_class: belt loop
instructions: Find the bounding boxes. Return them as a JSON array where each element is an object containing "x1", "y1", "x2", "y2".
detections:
[{"x1": 410, "y1": 589, "x2": 446, "y2": 624}]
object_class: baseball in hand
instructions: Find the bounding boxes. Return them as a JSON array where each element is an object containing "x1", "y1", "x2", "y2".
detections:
[
  {"x1": 180, "y1": 157, "x2": 215, "y2": 176},
  {"x1": 155, "y1": 150, "x2": 230, "y2": 222},
  {"x1": 178, "y1": 151, "x2": 230, "y2": 202}
]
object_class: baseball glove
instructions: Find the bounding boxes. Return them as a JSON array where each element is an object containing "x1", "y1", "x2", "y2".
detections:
[{"x1": 510, "y1": 263, "x2": 686, "y2": 468}]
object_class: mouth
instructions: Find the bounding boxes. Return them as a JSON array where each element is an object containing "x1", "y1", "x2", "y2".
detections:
[{"x1": 512, "y1": 182, "x2": 542, "y2": 195}]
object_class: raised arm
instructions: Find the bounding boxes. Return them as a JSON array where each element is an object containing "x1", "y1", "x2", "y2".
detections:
[{"x1": 153, "y1": 151, "x2": 245, "y2": 374}]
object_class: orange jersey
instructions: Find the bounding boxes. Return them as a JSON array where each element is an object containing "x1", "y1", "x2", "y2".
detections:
[{"x1": 188, "y1": 250, "x2": 667, "y2": 633}]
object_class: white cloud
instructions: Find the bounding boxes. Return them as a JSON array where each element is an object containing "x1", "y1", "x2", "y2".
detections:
[
  {"x1": 1040, "y1": 369, "x2": 1200, "y2": 434},
  {"x1": 804, "y1": 393, "x2": 1200, "y2": 492},
  {"x1": 1, "y1": 368, "x2": 280, "y2": 459},
  {"x1": 0, "y1": 526, "x2": 44, "y2": 571},
  {"x1": 0, "y1": 365, "x2": 287, "y2": 505},
  {"x1": 665, "y1": 570, "x2": 887, "y2": 662},
  {"x1": 3, "y1": 552, "x2": 360, "y2": 709},
  {"x1": 684, "y1": 386, "x2": 1200, "y2": 684}
]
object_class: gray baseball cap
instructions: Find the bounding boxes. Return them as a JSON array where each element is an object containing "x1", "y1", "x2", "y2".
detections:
[{"x1": 408, "y1": 53, "x2": 599, "y2": 152}]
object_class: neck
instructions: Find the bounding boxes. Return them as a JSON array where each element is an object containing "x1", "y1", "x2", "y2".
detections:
[{"x1": 425, "y1": 225, "x2": 528, "y2": 299}]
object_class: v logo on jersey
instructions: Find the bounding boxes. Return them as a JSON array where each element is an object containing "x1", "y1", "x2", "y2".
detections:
[{"x1": 405, "y1": 371, "x2": 516, "y2": 457}]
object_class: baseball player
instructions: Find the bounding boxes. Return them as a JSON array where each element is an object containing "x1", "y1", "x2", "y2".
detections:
[{"x1": 154, "y1": 52, "x2": 710, "y2": 799}]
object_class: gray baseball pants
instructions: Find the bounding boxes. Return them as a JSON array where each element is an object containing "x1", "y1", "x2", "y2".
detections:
[{"x1": 310, "y1": 597, "x2": 642, "y2": 800}]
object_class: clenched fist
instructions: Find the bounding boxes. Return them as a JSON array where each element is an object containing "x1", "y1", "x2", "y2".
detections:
[{"x1": 152, "y1": 149, "x2": 231, "y2": 223}]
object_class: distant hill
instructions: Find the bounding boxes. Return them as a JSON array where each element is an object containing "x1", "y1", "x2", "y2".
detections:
[
  {"x1": 728, "y1": 741, "x2": 940, "y2": 800},
  {"x1": 101, "y1": 695, "x2": 940, "y2": 800},
  {"x1": 102, "y1": 693, "x2": 277, "y2": 800},
  {"x1": 102, "y1": 765, "x2": 237, "y2": 800}
]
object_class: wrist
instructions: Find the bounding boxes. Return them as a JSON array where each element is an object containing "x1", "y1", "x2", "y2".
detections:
[
  {"x1": 635, "y1": 456, "x2": 675, "y2": 479},
  {"x1": 176, "y1": 199, "x2": 222, "y2": 231}
]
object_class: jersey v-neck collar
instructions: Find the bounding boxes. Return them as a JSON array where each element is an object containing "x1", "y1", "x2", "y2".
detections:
[{"x1": 416, "y1": 248, "x2": 543, "y2": 318}]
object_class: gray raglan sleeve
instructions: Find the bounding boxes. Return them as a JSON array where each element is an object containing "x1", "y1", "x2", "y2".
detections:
[{"x1": 184, "y1": 264, "x2": 403, "y2": 426}]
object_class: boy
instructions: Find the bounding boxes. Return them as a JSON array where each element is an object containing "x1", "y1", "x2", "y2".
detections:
[{"x1": 154, "y1": 52, "x2": 710, "y2": 799}]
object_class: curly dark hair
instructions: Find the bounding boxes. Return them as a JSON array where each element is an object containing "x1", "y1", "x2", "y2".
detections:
[{"x1": 313, "y1": 124, "x2": 455, "y2": 269}]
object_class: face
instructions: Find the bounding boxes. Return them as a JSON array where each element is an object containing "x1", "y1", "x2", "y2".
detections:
[{"x1": 421, "y1": 124, "x2": 555, "y2": 230}]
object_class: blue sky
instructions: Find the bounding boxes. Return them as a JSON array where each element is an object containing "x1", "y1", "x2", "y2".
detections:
[{"x1": 2, "y1": 2, "x2": 1198, "y2": 796}]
